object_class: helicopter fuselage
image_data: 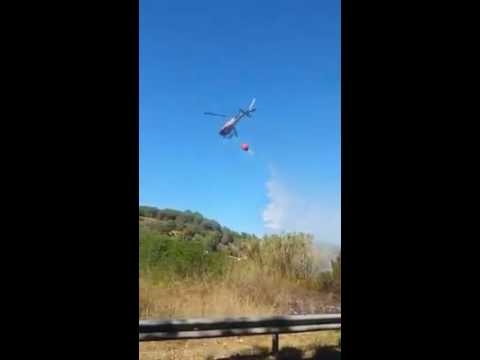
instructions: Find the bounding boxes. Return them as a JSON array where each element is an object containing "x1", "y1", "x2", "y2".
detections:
[{"x1": 219, "y1": 116, "x2": 241, "y2": 137}]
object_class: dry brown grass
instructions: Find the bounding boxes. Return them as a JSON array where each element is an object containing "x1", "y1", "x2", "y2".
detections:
[
  {"x1": 139, "y1": 242, "x2": 340, "y2": 359},
  {"x1": 139, "y1": 331, "x2": 340, "y2": 360},
  {"x1": 140, "y1": 259, "x2": 334, "y2": 319}
]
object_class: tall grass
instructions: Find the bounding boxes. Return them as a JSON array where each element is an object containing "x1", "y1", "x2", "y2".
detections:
[
  {"x1": 139, "y1": 230, "x2": 339, "y2": 319},
  {"x1": 140, "y1": 260, "x2": 323, "y2": 319}
]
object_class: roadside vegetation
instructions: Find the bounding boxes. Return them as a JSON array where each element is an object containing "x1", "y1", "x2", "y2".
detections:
[{"x1": 139, "y1": 206, "x2": 340, "y2": 319}]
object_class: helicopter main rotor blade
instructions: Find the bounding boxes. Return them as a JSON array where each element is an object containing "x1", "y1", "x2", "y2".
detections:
[{"x1": 204, "y1": 112, "x2": 227, "y2": 117}]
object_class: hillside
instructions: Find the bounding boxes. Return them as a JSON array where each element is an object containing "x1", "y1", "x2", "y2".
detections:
[
  {"x1": 139, "y1": 206, "x2": 260, "y2": 257},
  {"x1": 139, "y1": 205, "x2": 341, "y2": 320},
  {"x1": 139, "y1": 206, "x2": 339, "y2": 262}
]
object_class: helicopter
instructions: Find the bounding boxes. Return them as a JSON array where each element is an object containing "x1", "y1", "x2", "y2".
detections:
[{"x1": 204, "y1": 98, "x2": 256, "y2": 138}]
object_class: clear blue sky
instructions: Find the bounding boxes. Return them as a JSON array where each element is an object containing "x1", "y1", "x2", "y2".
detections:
[{"x1": 140, "y1": 0, "x2": 341, "y2": 245}]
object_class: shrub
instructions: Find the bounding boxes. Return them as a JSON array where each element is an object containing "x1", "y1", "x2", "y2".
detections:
[{"x1": 139, "y1": 228, "x2": 227, "y2": 280}]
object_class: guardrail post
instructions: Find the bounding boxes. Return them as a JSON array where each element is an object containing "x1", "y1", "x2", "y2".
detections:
[{"x1": 272, "y1": 333, "x2": 279, "y2": 355}]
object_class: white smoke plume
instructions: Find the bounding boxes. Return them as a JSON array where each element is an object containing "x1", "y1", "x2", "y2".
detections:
[{"x1": 262, "y1": 169, "x2": 341, "y2": 248}]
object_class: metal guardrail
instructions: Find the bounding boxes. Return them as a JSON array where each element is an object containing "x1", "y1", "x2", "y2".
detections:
[{"x1": 139, "y1": 313, "x2": 341, "y2": 354}]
